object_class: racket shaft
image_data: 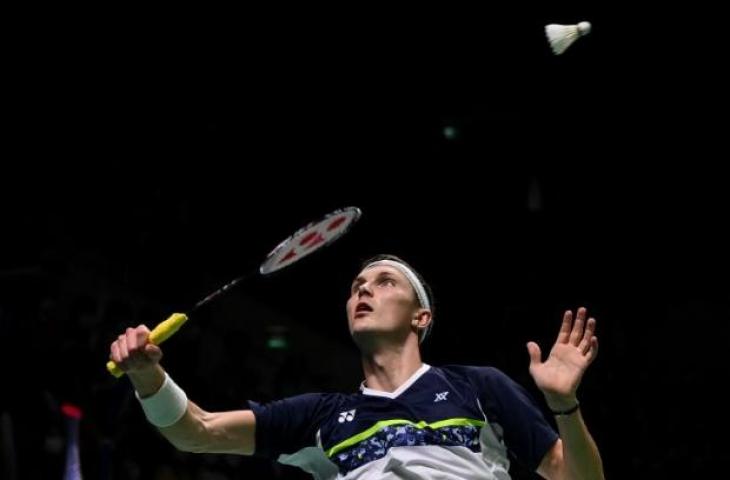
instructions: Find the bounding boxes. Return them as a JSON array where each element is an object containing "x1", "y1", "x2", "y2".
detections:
[
  {"x1": 106, "y1": 313, "x2": 189, "y2": 378},
  {"x1": 193, "y1": 275, "x2": 248, "y2": 311}
]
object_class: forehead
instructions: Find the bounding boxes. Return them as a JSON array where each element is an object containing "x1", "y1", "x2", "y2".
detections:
[{"x1": 354, "y1": 265, "x2": 407, "y2": 282}]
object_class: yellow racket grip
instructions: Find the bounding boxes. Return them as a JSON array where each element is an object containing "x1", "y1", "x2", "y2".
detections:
[{"x1": 106, "y1": 313, "x2": 189, "y2": 378}]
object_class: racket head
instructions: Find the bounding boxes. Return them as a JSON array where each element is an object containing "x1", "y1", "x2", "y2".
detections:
[{"x1": 259, "y1": 206, "x2": 362, "y2": 275}]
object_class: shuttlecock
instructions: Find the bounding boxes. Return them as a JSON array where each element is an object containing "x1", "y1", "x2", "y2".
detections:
[{"x1": 545, "y1": 21, "x2": 591, "y2": 55}]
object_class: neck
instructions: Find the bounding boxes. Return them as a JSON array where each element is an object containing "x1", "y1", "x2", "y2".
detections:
[{"x1": 360, "y1": 338, "x2": 423, "y2": 393}]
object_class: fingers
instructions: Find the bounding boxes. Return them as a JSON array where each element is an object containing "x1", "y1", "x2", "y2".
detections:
[
  {"x1": 527, "y1": 341, "x2": 542, "y2": 366},
  {"x1": 586, "y1": 336, "x2": 599, "y2": 363},
  {"x1": 110, "y1": 341, "x2": 122, "y2": 365},
  {"x1": 134, "y1": 324, "x2": 150, "y2": 348},
  {"x1": 563, "y1": 307, "x2": 599, "y2": 357},
  {"x1": 126, "y1": 327, "x2": 137, "y2": 351},
  {"x1": 557, "y1": 310, "x2": 573, "y2": 344},
  {"x1": 569, "y1": 307, "x2": 587, "y2": 346},
  {"x1": 109, "y1": 325, "x2": 156, "y2": 372},
  {"x1": 577, "y1": 317, "x2": 596, "y2": 354},
  {"x1": 117, "y1": 333, "x2": 129, "y2": 359}
]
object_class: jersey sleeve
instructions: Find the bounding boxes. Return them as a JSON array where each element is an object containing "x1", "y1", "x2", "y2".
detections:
[
  {"x1": 248, "y1": 393, "x2": 331, "y2": 459},
  {"x1": 469, "y1": 366, "x2": 559, "y2": 471}
]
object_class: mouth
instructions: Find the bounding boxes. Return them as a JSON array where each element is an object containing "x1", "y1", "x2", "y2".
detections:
[{"x1": 354, "y1": 302, "x2": 373, "y2": 317}]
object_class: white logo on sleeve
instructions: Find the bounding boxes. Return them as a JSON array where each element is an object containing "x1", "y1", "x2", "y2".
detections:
[
  {"x1": 434, "y1": 391, "x2": 450, "y2": 402},
  {"x1": 338, "y1": 409, "x2": 356, "y2": 423}
]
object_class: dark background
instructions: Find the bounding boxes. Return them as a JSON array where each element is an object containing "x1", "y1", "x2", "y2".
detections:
[{"x1": 2, "y1": 2, "x2": 727, "y2": 478}]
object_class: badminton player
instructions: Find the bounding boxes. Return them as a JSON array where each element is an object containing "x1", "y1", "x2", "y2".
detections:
[{"x1": 109, "y1": 254, "x2": 605, "y2": 479}]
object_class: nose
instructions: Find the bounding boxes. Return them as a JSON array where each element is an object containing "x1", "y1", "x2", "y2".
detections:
[{"x1": 357, "y1": 282, "x2": 372, "y2": 298}]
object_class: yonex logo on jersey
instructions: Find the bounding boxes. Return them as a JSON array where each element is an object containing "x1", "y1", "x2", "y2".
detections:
[
  {"x1": 338, "y1": 409, "x2": 356, "y2": 423},
  {"x1": 434, "y1": 391, "x2": 450, "y2": 402}
]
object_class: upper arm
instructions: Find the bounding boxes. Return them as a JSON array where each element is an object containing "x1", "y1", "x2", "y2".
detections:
[{"x1": 537, "y1": 438, "x2": 566, "y2": 480}]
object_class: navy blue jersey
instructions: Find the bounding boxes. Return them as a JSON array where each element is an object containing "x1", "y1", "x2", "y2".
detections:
[{"x1": 249, "y1": 364, "x2": 557, "y2": 479}]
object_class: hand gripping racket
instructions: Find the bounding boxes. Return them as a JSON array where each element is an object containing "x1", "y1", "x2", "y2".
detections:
[{"x1": 106, "y1": 206, "x2": 362, "y2": 377}]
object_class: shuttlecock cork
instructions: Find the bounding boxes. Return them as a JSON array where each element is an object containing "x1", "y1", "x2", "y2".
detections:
[{"x1": 545, "y1": 21, "x2": 591, "y2": 55}]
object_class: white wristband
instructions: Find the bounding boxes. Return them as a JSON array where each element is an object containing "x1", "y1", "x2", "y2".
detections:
[{"x1": 135, "y1": 372, "x2": 188, "y2": 427}]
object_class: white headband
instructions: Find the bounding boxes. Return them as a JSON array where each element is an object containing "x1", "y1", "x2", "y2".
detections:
[{"x1": 364, "y1": 259, "x2": 433, "y2": 342}]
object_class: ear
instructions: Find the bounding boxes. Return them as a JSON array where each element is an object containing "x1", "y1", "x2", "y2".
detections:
[{"x1": 412, "y1": 309, "x2": 432, "y2": 332}]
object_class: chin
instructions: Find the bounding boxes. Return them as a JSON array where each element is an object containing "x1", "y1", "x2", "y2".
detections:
[
  {"x1": 350, "y1": 327, "x2": 381, "y2": 344},
  {"x1": 350, "y1": 325, "x2": 376, "y2": 337}
]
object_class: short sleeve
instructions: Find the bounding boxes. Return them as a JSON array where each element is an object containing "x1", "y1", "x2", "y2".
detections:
[
  {"x1": 248, "y1": 393, "x2": 330, "y2": 459},
  {"x1": 468, "y1": 366, "x2": 559, "y2": 471}
]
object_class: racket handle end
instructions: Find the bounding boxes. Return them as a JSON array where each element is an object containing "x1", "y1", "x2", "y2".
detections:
[{"x1": 106, "y1": 360, "x2": 125, "y2": 378}]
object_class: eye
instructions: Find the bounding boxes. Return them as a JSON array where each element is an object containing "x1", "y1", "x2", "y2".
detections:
[{"x1": 380, "y1": 278, "x2": 396, "y2": 287}]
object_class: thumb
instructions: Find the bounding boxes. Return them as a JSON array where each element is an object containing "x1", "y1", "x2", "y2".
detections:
[
  {"x1": 144, "y1": 343, "x2": 163, "y2": 363},
  {"x1": 526, "y1": 341, "x2": 542, "y2": 367}
]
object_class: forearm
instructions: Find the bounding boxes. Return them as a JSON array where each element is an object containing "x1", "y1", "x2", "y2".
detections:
[
  {"x1": 130, "y1": 367, "x2": 255, "y2": 455},
  {"x1": 554, "y1": 410, "x2": 604, "y2": 480},
  {"x1": 160, "y1": 403, "x2": 255, "y2": 455}
]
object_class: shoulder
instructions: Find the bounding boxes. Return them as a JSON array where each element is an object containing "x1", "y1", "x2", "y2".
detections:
[
  {"x1": 433, "y1": 364, "x2": 514, "y2": 385},
  {"x1": 432, "y1": 364, "x2": 527, "y2": 407},
  {"x1": 249, "y1": 392, "x2": 353, "y2": 419}
]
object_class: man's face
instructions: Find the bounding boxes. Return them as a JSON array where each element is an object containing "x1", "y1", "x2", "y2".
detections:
[{"x1": 346, "y1": 265, "x2": 421, "y2": 344}]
